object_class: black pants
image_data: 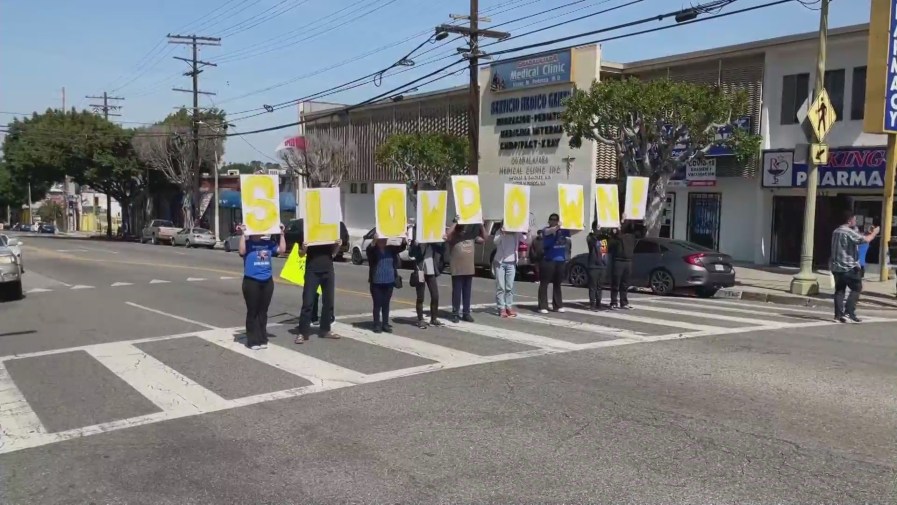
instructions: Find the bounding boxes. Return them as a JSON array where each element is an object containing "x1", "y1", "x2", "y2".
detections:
[
  {"x1": 833, "y1": 269, "x2": 863, "y2": 318},
  {"x1": 310, "y1": 292, "x2": 334, "y2": 324},
  {"x1": 242, "y1": 277, "x2": 274, "y2": 347},
  {"x1": 299, "y1": 270, "x2": 335, "y2": 336},
  {"x1": 371, "y1": 283, "x2": 394, "y2": 324},
  {"x1": 416, "y1": 274, "x2": 440, "y2": 320},
  {"x1": 451, "y1": 275, "x2": 473, "y2": 315},
  {"x1": 538, "y1": 260, "x2": 565, "y2": 310},
  {"x1": 611, "y1": 261, "x2": 632, "y2": 307},
  {"x1": 588, "y1": 267, "x2": 606, "y2": 308}
]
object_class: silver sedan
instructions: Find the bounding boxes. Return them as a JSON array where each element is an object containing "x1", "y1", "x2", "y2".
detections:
[{"x1": 171, "y1": 228, "x2": 217, "y2": 249}]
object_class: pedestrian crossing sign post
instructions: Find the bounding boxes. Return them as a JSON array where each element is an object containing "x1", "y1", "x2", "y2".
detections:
[
  {"x1": 810, "y1": 143, "x2": 829, "y2": 165},
  {"x1": 807, "y1": 89, "x2": 836, "y2": 141}
]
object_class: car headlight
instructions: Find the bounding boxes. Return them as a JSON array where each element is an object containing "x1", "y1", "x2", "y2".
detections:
[{"x1": 0, "y1": 256, "x2": 15, "y2": 264}]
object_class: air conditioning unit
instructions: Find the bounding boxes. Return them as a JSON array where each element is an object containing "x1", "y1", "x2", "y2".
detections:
[{"x1": 226, "y1": 169, "x2": 240, "y2": 176}]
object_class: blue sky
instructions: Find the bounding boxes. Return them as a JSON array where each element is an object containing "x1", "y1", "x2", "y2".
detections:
[{"x1": 0, "y1": 0, "x2": 869, "y2": 163}]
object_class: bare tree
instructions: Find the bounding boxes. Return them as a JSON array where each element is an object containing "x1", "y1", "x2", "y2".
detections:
[{"x1": 279, "y1": 131, "x2": 356, "y2": 188}]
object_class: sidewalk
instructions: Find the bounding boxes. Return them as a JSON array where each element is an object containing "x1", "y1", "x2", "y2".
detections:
[{"x1": 720, "y1": 263, "x2": 897, "y2": 310}]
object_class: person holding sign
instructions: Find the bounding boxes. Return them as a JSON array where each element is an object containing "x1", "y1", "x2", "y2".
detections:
[
  {"x1": 366, "y1": 233, "x2": 407, "y2": 333},
  {"x1": 409, "y1": 233, "x2": 445, "y2": 329},
  {"x1": 493, "y1": 225, "x2": 524, "y2": 318},
  {"x1": 586, "y1": 220, "x2": 612, "y2": 311},
  {"x1": 238, "y1": 224, "x2": 286, "y2": 350},
  {"x1": 609, "y1": 218, "x2": 637, "y2": 310},
  {"x1": 295, "y1": 222, "x2": 343, "y2": 343},
  {"x1": 538, "y1": 213, "x2": 579, "y2": 314},
  {"x1": 446, "y1": 217, "x2": 487, "y2": 323}
]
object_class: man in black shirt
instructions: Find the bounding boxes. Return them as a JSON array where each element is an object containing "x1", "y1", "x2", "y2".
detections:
[
  {"x1": 295, "y1": 221, "x2": 344, "y2": 342},
  {"x1": 610, "y1": 220, "x2": 637, "y2": 310}
]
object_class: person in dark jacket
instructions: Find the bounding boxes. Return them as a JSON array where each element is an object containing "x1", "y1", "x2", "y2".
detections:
[
  {"x1": 366, "y1": 234, "x2": 407, "y2": 333},
  {"x1": 409, "y1": 235, "x2": 445, "y2": 329},
  {"x1": 610, "y1": 220, "x2": 637, "y2": 309},
  {"x1": 528, "y1": 229, "x2": 545, "y2": 282},
  {"x1": 586, "y1": 221, "x2": 611, "y2": 311}
]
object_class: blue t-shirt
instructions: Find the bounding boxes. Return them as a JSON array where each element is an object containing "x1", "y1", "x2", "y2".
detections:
[
  {"x1": 372, "y1": 248, "x2": 396, "y2": 284},
  {"x1": 243, "y1": 239, "x2": 279, "y2": 281},
  {"x1": 858, "y1": 242, "x2": 870, "y2": 267},
  {"x1": 542, "y1": 228, "x2": 570, "y2": 262}
]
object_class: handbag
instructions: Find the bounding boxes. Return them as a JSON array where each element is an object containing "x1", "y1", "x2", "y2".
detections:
[
  {"x1": 394, "y1": 274, "x2": 403, "y2": 289},
  {"x1": 409, "y1": 268, "x2": 420, "y2": 287}
]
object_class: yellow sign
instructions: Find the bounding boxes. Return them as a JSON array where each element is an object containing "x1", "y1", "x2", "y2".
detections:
[
  {"x1": 863, "y1": 0, "x2": 891, "y2": 133},
  {"x1": 279, "y1": 244, "x2": 322, "y2": 294},
  {"x1": 303, "y1": 187, "x2": 341, "y2": 245},
  {"x1": 557, "y1": 184, "x2": 584, "y2": 230},
  {"x1": 240, "y1": 174, "x2": 281, "y2": 235},
  {"x1": 451, "y1": 175, "x2": 483, "y2": 224},
  {"x1": 624, "y1": 176, "x2": 649, "y2": 221},
  {"x1": 374, "y1": 184, "x2": 407, "y2": 238},
  {"x1": 503, "y1": 184, "x2": 530, "y2": 232},
  {"x1": 808, "y1": 88, "x2": 837, "y2": 141},
  {"x1": 594, "y1": 184, "x2": 620, "y2": 228},
  {"x1": 810, "y1": 143, "x2": 829, "y2": 165},
  {"x1": 415, "y1": 191, "x2": 447, "y2": 243}
]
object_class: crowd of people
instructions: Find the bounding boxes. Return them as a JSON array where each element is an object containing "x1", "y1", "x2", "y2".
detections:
[{"x1": 235, "y1": 214, "x2": 644, "y2": 349}]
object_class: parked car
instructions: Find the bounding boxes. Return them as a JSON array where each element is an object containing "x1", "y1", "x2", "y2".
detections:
[
  {"x1": 141, "y1": 219, "x2": 179, "y2": 245},
  {"x1": 475, "y1": 220, "x2": 533, "y2": 279},
  {"x1": 0, "y1": 246, "x2": 22, "y2": 300},
  {"x1": 350, "y1": 227, "x2": 417, "y2": 267},
  {"x1": 0, "y1": 235, "x2": 24, "y2": 273},
  {"x1": 172, "y1": 227, "x2": 217, "y2": 248},
  {"x1": 566, "y1": 237, "x2": 736, "y2": 298},
  {"x1": 283, "y1": 219, "x2": 350, "y2": 260},
  {"x1": 223, "y1": 230, "x2": 242, "y2": 252},
  {"x1": 37, "y1": 223, "x2": 57, "y2": 234}
]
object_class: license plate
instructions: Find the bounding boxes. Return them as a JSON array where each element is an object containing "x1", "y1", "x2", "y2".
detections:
[{"x1": 713, "y1": 264, "x2": 725, "y2": 272}]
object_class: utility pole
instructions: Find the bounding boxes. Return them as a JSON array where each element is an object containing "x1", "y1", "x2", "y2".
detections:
[
  {"x1": 86, "y1": 91, "x2": 124, "y2": 238},
  {"x1": 437, "y1": 6, "x2": 509, "y2": 175},
  {"x1": 61, "y1": 86, "x2": 72, "y2": 232},
  {"x1": 168, "y1": 34, "x2": 220, "y2": 227},
  {"x1": 790, "y1": 0, "x2": 829, "y2": 295}
]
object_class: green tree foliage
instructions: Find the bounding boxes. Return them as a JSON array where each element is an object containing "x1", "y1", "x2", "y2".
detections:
[
  {"x1": 37, "y1": 200, "x2": 64, "y2": 225},
  {"x1": 562, "y1": 78, "x2": 761, "y2": 235},
  {"x1": 375, "y1": 133, "x2": 469, "y2": 205}
]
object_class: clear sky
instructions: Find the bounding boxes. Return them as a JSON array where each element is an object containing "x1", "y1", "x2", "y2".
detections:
[{"x1": 0, "y1": 0, "x2": 869, "y2": 164}]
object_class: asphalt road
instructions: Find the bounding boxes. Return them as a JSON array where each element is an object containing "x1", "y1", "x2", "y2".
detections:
[{"x1": 1, "y1": 235, "x2": 895, "y2": 504}]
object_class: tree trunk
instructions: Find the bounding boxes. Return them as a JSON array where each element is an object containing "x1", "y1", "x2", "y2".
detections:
[
  {"x1": 106, "y1": 193, "x2": 113, "y2": 239},
  {"x1": 120, "y1": 198, "x2": 132, "y2": 238},
  {"x1": 644, "y1": 173, "x2": 671, "y2": 237}
]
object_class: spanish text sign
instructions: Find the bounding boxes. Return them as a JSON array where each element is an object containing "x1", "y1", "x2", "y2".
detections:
[
  {"x1": 416, "y1": 191, "x2": 448, "y2": 243},
  {"x1": 240, "y1": 174, "x2": 282, "y2": 235},
  {"x1": 503, "y1": 184, "x2": 530, "y2": 232},
  {"x1": 303, "y1": 187, "x2": 341, "y2": 245},
  {"x1": 624, "y1": 176, "x2": 649, "y2": 221},
  {"x1": 374, "y1": 184, "x2": 407, "y2": 238},
  {"x1": 557, "y1": 183, "x2": 584, "y2": 230},
  {"x1": 594, "y1": 184, "x2": 620, "y2": 228},
  {"x1": 451, "y1": 175, "x2": 483, "y2": 224}
]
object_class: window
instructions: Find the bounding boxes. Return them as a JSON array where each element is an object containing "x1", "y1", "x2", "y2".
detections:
[
  {"x1": 634, "y1": 240, "x2": 661, "y2": 254},
  {"x1": 360, "y1": 183, "x2": 368, "y2": 194},
  {"x1": 823, "y1": 69, "x2": 845, "y2": 119},
  {"x1": 350, "y1": 183, "x2": 358, "y2": 194},
  {"x1": 780, "y1": 73, "x2": 810, "y2": 124},
  {"x1": 851, "y1": 66, "x2": 867, "y2": 120}
]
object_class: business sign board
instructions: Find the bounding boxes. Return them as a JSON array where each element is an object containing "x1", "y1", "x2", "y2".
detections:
[
  {"x1": 670, "y1": 158, "x2": 717, "y2": 188},
  {"x1": 489, "y1": 50, "x2": 572, "y2": 91},
  {"x1": 761, "y1": 147, "x2": 887, "y2": 188},
  {"x1": 863, "y1": 0, "x2": 897, "y2": 133},
  {"x1": 670, "y1": 116, "x2": 752, "y2": 158}
]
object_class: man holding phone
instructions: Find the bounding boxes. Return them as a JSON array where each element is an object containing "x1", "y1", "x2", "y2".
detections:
[{"x1": 830, "y1": 211, "x2": 879, "y2": 323}]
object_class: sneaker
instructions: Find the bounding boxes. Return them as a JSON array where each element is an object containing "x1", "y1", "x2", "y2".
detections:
[
  {"x1": 250, "y1": 345, "x2": 262, "y2": 350},
  {"x1": 499, "y1": 308, "x2": 509, "y2": 318},
  {"x1": 260, "y1": 343, "x2": 268, "y2": 349},
  {"x1": 451, "y1": 314, "x2": 460, "y2": 324},
  {"x1": 461, "y1": 314, "x2": 475, "y2": 323},
  {"x1": 589, "y1": 305, "x2": 599, "y2": 312},
  {"x1": 311, "y1": 320, "x2": 320, "y2": 327},
  {"x1": 834, "y1": 316, "x2": 847, "y2": 323},
  {"x1": 417, "y1": 319, "x2": 429, "y2": 329},
  {"x1": 373, "y1": 323, "x2": 383, "y2": 334},
  {"x1": 319, "y1": 331, "x2": 340, "y2": 339},
  {"x1": 539, "y1": 309, "x2": 549, "y2": 314},
  {"x1": 430, "y1": 318, "x2": 444, "y2": 327},
  {"x1": 847, "y1": 314, "x2": 861, "y2": 323},
  {"x1": 382, "y1": 323, "x2": 394, "y2": 333},
  {"x1": 621, "y1": 305, "x2": 633, "y2": 310},
  {"x1": 609, "y1": 304, "x2": 619, "y2": 311},
  {"x1": 556, "y1": 307, "x2": 566, "y2": 313},
  {"x1": 507, "y1": 308, "x2": 518, "y2": 318}
]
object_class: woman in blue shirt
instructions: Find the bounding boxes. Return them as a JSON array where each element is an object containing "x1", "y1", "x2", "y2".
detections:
[
  {"x1": 238, "y1": 224, "x2": 286, "y2": 350},
  {"x1": 366, "y1": 233, "x2": 407, "y2": 334}
]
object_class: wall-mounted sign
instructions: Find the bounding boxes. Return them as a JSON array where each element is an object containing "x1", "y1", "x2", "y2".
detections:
[
  {"x1": 489, "y1": 50, "x2": 572, "y2": 91},
  {"x1": 670, "y1": 158, "x2": 717, "y2": 188},
  {"x1": 671, "y1": 116, "x2": 752, "y2": 158},
  {"x1": 761, "y1": 147, "x2": 886, "y2": 188}
]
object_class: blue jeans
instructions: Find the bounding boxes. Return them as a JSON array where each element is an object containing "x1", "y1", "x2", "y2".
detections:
[{"x1": 494, "y1": 262, "x2": 516, "y2": 309}]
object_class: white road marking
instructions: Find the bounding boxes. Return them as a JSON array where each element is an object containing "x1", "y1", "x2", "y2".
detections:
[
  {"x1": 639, "y1": 297, "x2": 835, "y2": 315},
  {"x1": 331, "y1": 322, "x2": 485, "y2": 365},
  {"x1": 110, "y1": 282, "x2": 133, "y2": 287},
  {"x1": 635, "y1": 298, "x2": 807, "y2": 318},
  {"x1": 220, "y1": 276, "x2": 238, "y2": 280},
  {"x1": 25, "y1": 288, "x2": 52, "y2": 294},
  {"x1": 629, "y1": 304, "x2": 769, "y2": 325},
  {"x1": 0, "y1": 361, "x2": 46, "y2": 450},
  {"x1": 186, "y1": 277, "x2": 206, "y2": 282},
  {"x1": 510, "y1": 310, "x2": 652, "y2": 339},
  {"x1": 88, "y1": 342, "x2": 229, "y2": 414},
  {"x1": 561, "y1": 306, "x2": 725, "y2": 332},
  {"x1": 124, "y1": 301, "x2": 218, "y2": 330},
  {"x1": 56, "y1": 249, "x2": 88, "y2": 253},
  {"x1": 148, "y1": 279, "x2": 170, "y2": 284},
  {"x1": 439, "y1": 318, "x2": 582, "y2": 351},
  {"x1": 70, "y1": 285, "x2": 94, "y2": 290}
]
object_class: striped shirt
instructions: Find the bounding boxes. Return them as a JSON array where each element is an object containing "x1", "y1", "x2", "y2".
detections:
[{"x1": 830, "y1": 225, "x2": 865, "y2": 273}]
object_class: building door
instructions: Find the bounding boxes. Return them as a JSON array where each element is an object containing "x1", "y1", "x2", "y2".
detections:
[
  {"x1": 687, "y1": 193, "x2": 721, "y2": 250},
  {"x1": 771, "y1": 196, "x2": 803, "y2": 265},
  {"x1": 659, "y1": 193, "x2": 675, "y2": 239}
]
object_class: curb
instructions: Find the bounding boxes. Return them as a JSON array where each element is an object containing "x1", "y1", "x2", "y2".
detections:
[{"x1": 717, "y1": 288, "x2": 897, "y2": 310}]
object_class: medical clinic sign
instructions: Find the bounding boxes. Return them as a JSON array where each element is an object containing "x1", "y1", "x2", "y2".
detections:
[
  {"x1": 490, "y1": 49, "x2": 572, "y2": 91},
  {"x1": 761, "y1": 147, "x2": 887, "y2": 188}
]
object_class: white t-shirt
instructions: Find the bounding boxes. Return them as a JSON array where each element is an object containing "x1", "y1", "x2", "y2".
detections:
[{"x1": 493, "y1": 232, "x2": 521, "y2": 264}]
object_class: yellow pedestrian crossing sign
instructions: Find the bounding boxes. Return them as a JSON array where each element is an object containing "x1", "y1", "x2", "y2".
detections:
[
  {"x1": 808, "y1": 88, "x2": 836, "y2": 141},
  {"x1": 810, "y1": 143, "x2": 829, "y2": 165}
]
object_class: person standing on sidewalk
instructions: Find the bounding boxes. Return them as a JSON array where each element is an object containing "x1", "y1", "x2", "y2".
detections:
[
  {"x1": 493, "y1": 225, "x2": 523, "y2": 318},
  {"x1": 586, "y1": 221, "x2": 611, "y2": 311},
  {"x1": 366, "y1": 234, "x2": 406, "y2": 333},
  {"x1": 446, "y1": 218, "x2": 487, "y2": 323},
  {"x1": 238, "y1": 224, "x2": 286, "y2": 350},
  {"x1": 296, "y1": 232, "x2": 342, "y2": 343},
  {"x1": 831, "y1": 211, "x2": 879, "y2": 323},
  {"x1": 538, "y1": 213, "x2": 575, "y2": 314},
  {"x1": 610, "y1": 220, "x2": 637, "y2": 310},
  {"x1": 409, "y1": 236, "x2": 445, "y2": 329}
]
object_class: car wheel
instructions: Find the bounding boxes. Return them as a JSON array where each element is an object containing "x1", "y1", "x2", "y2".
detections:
[
  {"x1": 186, "y1": 240, "x2": 192, "y2": 248},
  {"x1": 486, "y1": 252, "x2": 496, "y2": 278},
  {"x1": 335, "y1": 253, "x2": 344, "y2": 262},
  {"x1": 9, "y1": 280, "x2": 22, "y2": 300},
  {"x1": 568, "y1": 263, "x2": 588, "y2": 287},
  {"x1": 224, "y1": 242, "x2": 231, "y2": 252},
  {"x1": 151, "y1": 235, "x2": 158, "y2": 245},
  {"x1": 695, "y1": 286, "x2": 719, "y2": 298},
  {"x1": 649, "y1": 268, "x2": 675, "y2": 296},
  {"x1": 351, "y1": 248, "x2": 364, "y2": 265}
]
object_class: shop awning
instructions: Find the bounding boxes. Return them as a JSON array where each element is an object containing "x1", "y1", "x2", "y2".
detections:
[{"x1": 217, "y1": 190, "x2": 297, "y2": 210}]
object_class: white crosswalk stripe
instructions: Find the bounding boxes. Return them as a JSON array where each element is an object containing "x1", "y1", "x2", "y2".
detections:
[{"x1": 1, "y1": 298, "x2": 895, "y2": 455}]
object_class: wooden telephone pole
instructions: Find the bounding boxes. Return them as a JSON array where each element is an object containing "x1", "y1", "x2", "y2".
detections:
[{"x1": 86, "y1": 91, "x2": 124, "y2": 237}]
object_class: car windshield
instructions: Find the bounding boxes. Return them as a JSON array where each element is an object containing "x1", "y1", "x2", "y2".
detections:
[
  {"x1": 193, "y1": 228, "x2": 210, "y2": 234},
  {"x1": 157, "y1": 220, "x2": 174, "y2": 227},
  {"x1": 671, "y1": 240, "x2": 714, "y2": 252}
]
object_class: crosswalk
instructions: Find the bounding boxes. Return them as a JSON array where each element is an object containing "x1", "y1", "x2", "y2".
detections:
[
  {"x1": 24, "y1": 275, "x2": 242, "y2": 294},
  {"x1": 2, "y1": 297, "x2": 895, "y2": 455}
]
